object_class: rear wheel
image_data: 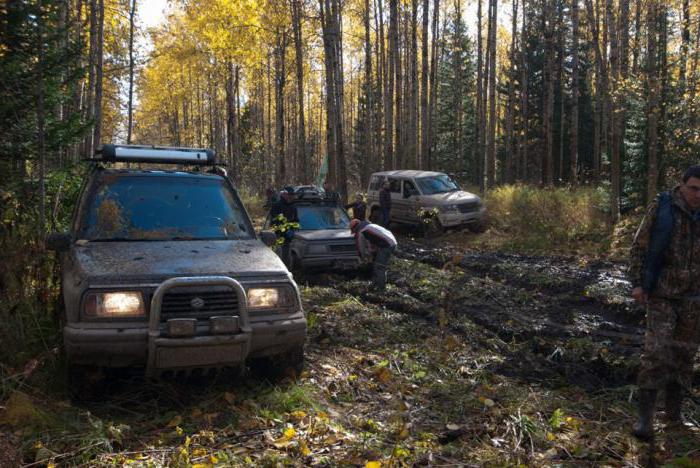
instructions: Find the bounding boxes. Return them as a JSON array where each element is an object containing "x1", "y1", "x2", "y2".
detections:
[{"x1": 468, "y1": 220, "x2": 486, "y2": 233}]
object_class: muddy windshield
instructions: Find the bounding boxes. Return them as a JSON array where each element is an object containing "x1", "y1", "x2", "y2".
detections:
[
  {"x1": 79, "y1": 175, "x2": 253, "y2": 241},
  {"x1": 297, "y1": 206, "x2": 350, "y2": 230},
  {"x1": 416, "y1": 175, "x2": 460, "y2": 194}
]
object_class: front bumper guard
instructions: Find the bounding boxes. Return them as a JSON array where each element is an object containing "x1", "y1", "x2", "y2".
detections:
[{"x1": 146, "y1": 276, "x2": 252, "y2": 377}]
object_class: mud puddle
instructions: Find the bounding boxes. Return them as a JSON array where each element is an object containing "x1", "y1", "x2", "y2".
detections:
[{"x1": 294, "y1": 233, "x2": 649, "y2": 391}]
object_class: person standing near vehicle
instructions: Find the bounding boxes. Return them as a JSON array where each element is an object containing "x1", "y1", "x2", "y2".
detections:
[
  {"x1": 628, "y1": 164, "x2": 700, "y2": 440},
  {"x1": 345, "y1": 193, "x2": 367, "y2": 220},
  {"x1": 350, "y1": 219, "x2": 397, "y2": 291},
  {"x1": 270, "y1": 187, "x2": 299, "y2": 267},
  {"x1": 379, "y1": 180, "x2": 392, "y2": 227}
]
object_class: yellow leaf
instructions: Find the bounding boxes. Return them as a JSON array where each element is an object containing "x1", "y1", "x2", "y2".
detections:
[
  {"x1": 366, "y1": 462, "x2": 382, "y2": 468},
  {"x1": 283, "y1": 427, "x2": 296, "y2": 439},
  {"x1": 290, "y1": 410, "x2": 307, "y2": 421},
  {"x1": 546, "y1": 432, "x2": 556, "y2": 441},
  {"x1": 192, "y1": 447, "x2": 207, "y2": 457},
  {"x1": 167, "y1": 415, "x2": 183, "y2": 427},
  {"x1": 483, "y1": 398, "x2": 495, "y2": 407},
  {"x1": 209, "y1": 455, "x2": 219, "y2": 463},
  {"x1": 300, "y1": 440, "x2": 311, "y2": 456}
]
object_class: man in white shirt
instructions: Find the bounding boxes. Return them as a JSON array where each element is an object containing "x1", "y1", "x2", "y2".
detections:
[{"x1": 350, "y1": 219, "x2": 397, "y2": 291}]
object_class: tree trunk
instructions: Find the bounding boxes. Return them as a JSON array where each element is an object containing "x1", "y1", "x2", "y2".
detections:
[
  {"x1": 427, "y1": 0, "x2": 439, "y2": 171},
  {"x1": 274, "y1": 29, "x2": 288, "y2": 187},
  {"x1": 543, "y1": 0, "x2": 554, "y2": 185},
  {"x1": 519, "y1": 0, "x2": 528, "y2": 181},
  {"x1": 363, "y1": 0, "x2": 374, "y2": 184},
  {"x1": 504, "y1": 0, "x2": 517, "y2": 183},
  {"x1": 646, "y1": 0, "x2": 660, "y2": 202},
  {"x1": 420, "y1": 0, "x2": 429, "y2": 169},
  {"x1": 485, "y1": 0, "x2": 497, "y2": 187},
  {"x1": 476, "y1": 0, "x2": 484, "y2": 191},
  {"x1": 570, "y1": 0, "x2": 580, "y2": 184},
  {"x1": 127, "y1": 0, "x2": 136, "y2": 144},
  {"x1": 387, "y1": 0, "x2": 398, "y2": 168},
  {"x1": 37, "y1": 0, "x2": 46, "y2": 234},
  {"x1": 93, "y1": 0, "x2": 104, "y2": 150},
  {"x1": 291, "y1": 0, "x2": 307, "y2": 183}
]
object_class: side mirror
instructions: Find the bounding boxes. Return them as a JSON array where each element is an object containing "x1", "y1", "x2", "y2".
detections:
[
  {"x1": 46, "y1": 232, "x2": 71, "y2": 252},
  {"x1": 259, "y1": 230, "x2": 277, "y2": 247}
]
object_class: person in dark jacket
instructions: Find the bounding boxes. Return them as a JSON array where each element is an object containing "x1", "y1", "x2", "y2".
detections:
[
  {"x1": 345, "y1": 193, "x2": 367, "y2": 220},
  {"x1": 379, "y1": 181, "x2": 392, "y2": 226},
  {"x1": 270, "y1": 187, "x2": 299, "y2": 267},
  {"x1": 350, "y1": 219, "x2": 397, "y2": 291},
  {"x1": 628, "y1": 164, "x2": 700, "y2": 440}
]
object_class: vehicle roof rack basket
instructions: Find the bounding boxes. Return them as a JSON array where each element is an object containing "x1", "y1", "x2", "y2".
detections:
[{"x1": 94, "y1": 144, "x2": 216, "y2": 165}]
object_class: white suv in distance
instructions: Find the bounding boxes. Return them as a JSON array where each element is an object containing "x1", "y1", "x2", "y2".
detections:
[{"x1": 366, "y1": 170, "x2": 486, "y2": 231}]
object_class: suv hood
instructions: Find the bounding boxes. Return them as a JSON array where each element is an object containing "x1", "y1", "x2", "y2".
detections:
[
  {"x1": 71, "y1": 239, "x2": 289, "y2": 283},
  {"x1": 294, "y1": 229, "x2": 354, "y2": 242},
  {"x1": 422, "y1": 191, "x2": 480, "y2": 204}
]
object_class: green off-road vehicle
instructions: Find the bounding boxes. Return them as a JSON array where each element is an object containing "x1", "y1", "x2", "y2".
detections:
[{"x1": 48, "y1": 145, "x2": 306, "y2": 391}]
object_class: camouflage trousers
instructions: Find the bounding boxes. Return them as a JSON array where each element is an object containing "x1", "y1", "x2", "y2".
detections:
[{"x1": 637, "y1": 297, "x2": 700, "y2": 391}]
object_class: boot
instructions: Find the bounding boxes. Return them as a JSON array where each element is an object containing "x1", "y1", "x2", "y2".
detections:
[
  {"x1": 664, "y1": 381, "x2": 683, "y2": 424},
  {"x1": 632, "y1": 389, "x2": 657, "y2": 441}
]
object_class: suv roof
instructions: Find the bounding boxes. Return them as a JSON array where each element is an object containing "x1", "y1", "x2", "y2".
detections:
[
  {"x1": 97, "y1": 168, "x2": 225, "y2": 180},
  {"x1": 371, "y1": 170, "x2": 445, "y2": 178}
]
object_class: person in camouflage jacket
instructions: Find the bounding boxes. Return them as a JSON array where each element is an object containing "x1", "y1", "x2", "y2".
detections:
[{"x1": 628, "y1": 165, "x2": 700, "y2": 440}]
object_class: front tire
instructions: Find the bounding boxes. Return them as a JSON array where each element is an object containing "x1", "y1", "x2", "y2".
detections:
[{"x1": 250, "y1": 346, "x2": 304, "y2": 381}]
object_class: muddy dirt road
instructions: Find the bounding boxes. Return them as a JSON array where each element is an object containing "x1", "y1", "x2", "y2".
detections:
[{"x1": 2, "y1": 233, "x2": 698, "y2": 466}]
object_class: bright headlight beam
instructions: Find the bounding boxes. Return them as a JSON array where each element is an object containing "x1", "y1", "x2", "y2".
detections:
[
  {"x1": 248, "y1": 288, "x2": 280, "y2": 308},
  {"x1": 84, "y1": 291, "x2": 145, "y2": 317}
]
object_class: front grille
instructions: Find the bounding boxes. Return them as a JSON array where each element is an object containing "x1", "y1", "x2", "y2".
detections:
[
  {"x1": 330, "y1": 244, "x2": 356, "y2": 253},
  {"x1": 458, "y1": 201, "x2": 480, "y2": 213},
  {"x1": 160, "y1": 287, "x2": 239, "y2": 321}
]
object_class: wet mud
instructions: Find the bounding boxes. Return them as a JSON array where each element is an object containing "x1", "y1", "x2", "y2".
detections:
[{"x1": 296, "y1": 234, "x2": 651, "y2": 392}]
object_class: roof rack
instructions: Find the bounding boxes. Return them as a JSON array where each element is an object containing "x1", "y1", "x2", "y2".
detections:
[
  {"x1": 293, "y1": 191, "x2": 340, "y2": 203},
  {"x1": 92, "y1": 144, "x2": 216, "y2": 165}
]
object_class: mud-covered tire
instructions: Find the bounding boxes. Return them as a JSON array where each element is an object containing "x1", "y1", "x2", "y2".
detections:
[
  {"x1": 250, "y1": 346, "x2": 304, "y2": 381},
  {"x1": 290, "y1": 253, "x2": 302, "y2": 276},
  {"x1": 468, "y1": 220, "x2": 487, "y2": 233},
  {"x1": 67, "y1": 364, "x2": 106, "y2": 402},
  {"x1": 423, "y1": 218, "x2": 444, "y2": 238}
]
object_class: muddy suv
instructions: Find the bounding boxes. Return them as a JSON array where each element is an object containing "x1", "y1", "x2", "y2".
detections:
[
  {"x1": 47, "y1": 145, "x2": 306, "y2": 388},
  {"x1": 366, "y1": 170, "x2": 486, "y2": 231},
  {"x1": 264, "y1": 187, "x2": 359, "y2": 271}
]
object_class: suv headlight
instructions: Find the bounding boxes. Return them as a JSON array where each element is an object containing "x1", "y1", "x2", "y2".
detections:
[
  {"x1": 84, "y1": 291, "x2": 145, "y2": 317},
  {"x1": 247, "y1": 286, "x2": 295, "y2": 309}
]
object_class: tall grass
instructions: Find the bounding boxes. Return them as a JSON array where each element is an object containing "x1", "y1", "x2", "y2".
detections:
[{"x1": 482, "y1": 184, "x2": 611, "y2": 253}]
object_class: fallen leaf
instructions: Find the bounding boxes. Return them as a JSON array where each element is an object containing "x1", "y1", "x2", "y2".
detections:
[
  {"x1": 283, "y1": 427, "x2": 296, "y2": 439},
  {"x1": 223, "y1": 392, "x2": 236, "y2": 405},
  {"x1": 366, "y1": 462, "x2": 382, "y2": 468}
]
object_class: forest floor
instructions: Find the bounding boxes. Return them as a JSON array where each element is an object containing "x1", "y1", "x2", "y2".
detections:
[{"x1": 1, "y1": 228, "x2": 699, "y2": 467}]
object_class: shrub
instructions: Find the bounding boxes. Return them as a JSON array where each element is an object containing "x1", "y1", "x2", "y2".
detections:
[{"x1": 483, "y1": 184, "x2": 611, "y2": 252}]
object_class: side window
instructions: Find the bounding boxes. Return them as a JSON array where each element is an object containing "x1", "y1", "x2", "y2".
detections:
[
  {"x1": 403, "y1": 180, "x2": 417, "y2": 197},
  {"x1": 369, "y1": 175, "x2": 385, "y2": 191},
  {"x1": 388, "y1": 178, "x2": 401, "y2": 193}
]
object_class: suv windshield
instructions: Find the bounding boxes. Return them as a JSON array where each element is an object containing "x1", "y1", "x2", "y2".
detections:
[
  {"x1": 297, "y1": 205, "x2": 350, "y2": 230},
  {"x1": 415, "y1": 175, "x2": 459, "y2": 194},
  {"x1": 80, "y1": 175, "x2": 253, "y2": 241}
]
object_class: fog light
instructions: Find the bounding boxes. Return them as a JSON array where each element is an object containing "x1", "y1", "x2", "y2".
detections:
[
  {"x1": 209, "y1": 316, "x2": 239, "y2": 334},
  {"x1": 166, "y1": 318, "x2": 197, "y2": 337}
]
